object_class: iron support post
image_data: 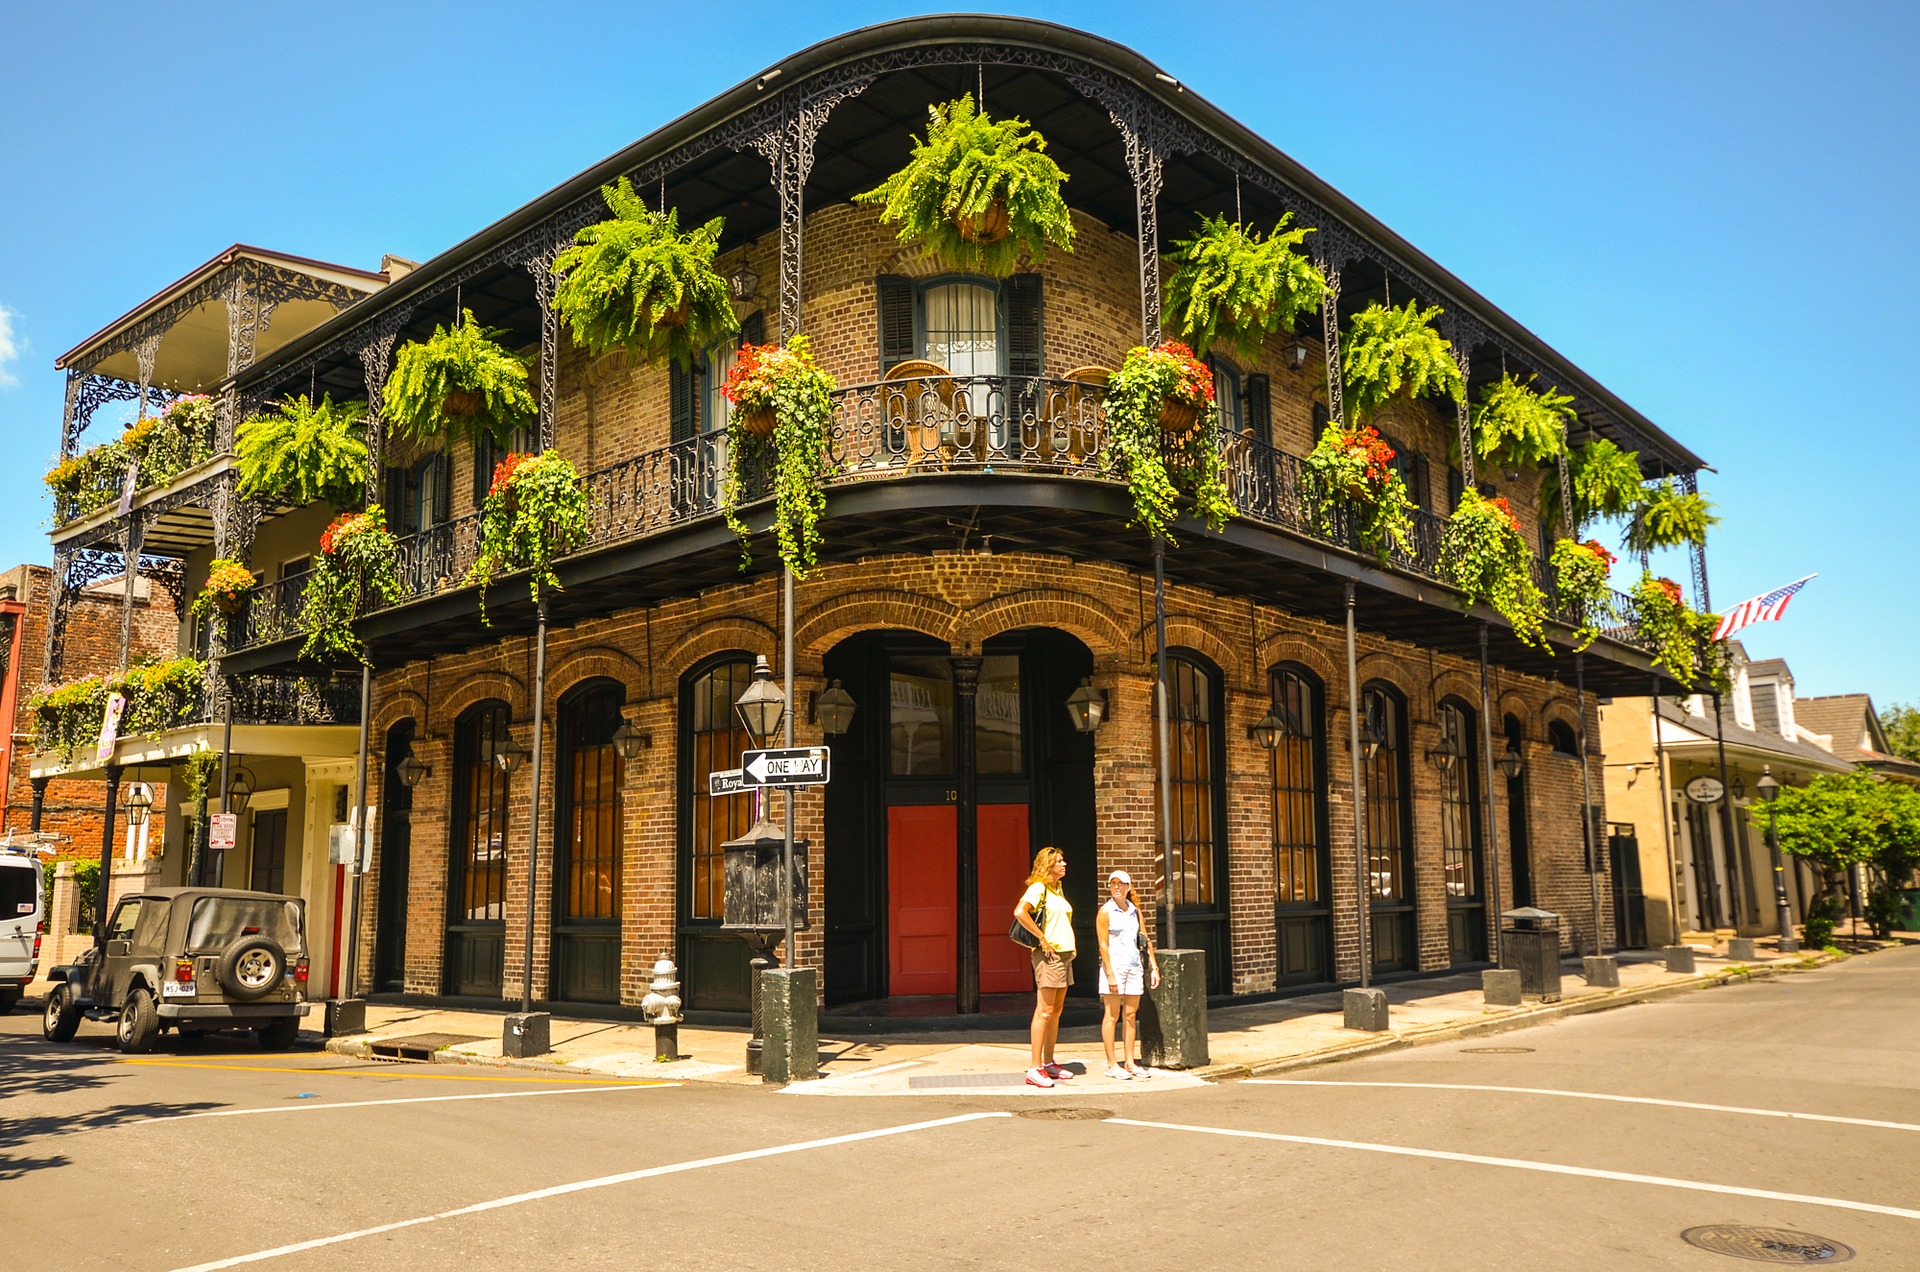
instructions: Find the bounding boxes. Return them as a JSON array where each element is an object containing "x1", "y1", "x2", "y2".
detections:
[
  {"x1": 29, "y1": 776, "x2": 46, "y2": 833},
  {"x1": 781, "y1": 566, "x2": 796, "y2": 974},
  {"x1": 1576, "y1": 653, "x2": 1604, "y2": 956},
  {"x1": 1763, "y1": 791, "x2": 1798, "y2": 953},
  {"x1": 1651, "y1": 673, "x2": 1682, "y2": 942},
  {"x1": 1477, "y1": 624, "x2": 1505, "y2": 963},
  {"x1": 345, "y1": 662, "x2": 373, "y2": 1000},
  {"x1": 523, "y1": 601, "x2": 549, "y2": 1014},
  {"x1": 1345, "y1": 583, "x2": 1370, "y2": 987},
  {"x1": 952, "y1": 655, "x2": 982, "y2": 1015},
  {"x1": 1152, "y1": 537, "x2": 1176, "y2": 950},
  {"x1": 1710, "y1": 690, "x2": 1749, "y2": 925}
]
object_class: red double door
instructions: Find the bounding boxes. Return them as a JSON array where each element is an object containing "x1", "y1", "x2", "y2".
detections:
[{"x1": 886, "y1": 803, "x2": 1032, "y2": 996}]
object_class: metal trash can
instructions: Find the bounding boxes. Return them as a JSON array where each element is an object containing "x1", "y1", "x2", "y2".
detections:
[{"x1": 1501, "y1": 907, "x2": 1562, "y2": 1002}]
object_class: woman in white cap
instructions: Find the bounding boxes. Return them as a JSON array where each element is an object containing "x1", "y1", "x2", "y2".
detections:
[{"x1": 1096, "y1": 869, "x2": 1159, "y2": 1079}]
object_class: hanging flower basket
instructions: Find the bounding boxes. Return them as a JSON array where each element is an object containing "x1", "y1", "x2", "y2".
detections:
[
  {"x1": 300, "y1": 506, "x2": 404, "y2": 664},
  {"x1": 956, "y1": 199, "x2": 1011, "y2": 244},
  {"x1": 465, "y1": 450, "x2": 595, "y2": 625},
  {"x1": 719, "y1": 336, "x2": 836, "y2": 576},
  {"x1": 190, "y1": 558, "x2": 258, "y2": 620},
  {"x1": 1440, "y1": 489, "x2": 1549, "y2": 650},
  {"x1": 734, "y1": 405, "x2": 776, "y2": 441},
  {"x1": 1549, "y1": 537, "x2": 1617, "y2": 652},
  {"x1": 1100, "y1": 342, "x2": 1232, "y2": 543},
  {"x1": 1629, "y1": 571, "x2": 1723, "y2": 689},
  {"x1": 1300, "y1": 423, "x2": 1416, "y2": 560}
]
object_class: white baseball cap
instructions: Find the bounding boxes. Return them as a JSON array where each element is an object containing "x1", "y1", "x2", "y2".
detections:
[{"x1": 1108, "y1": 869, "x2": 1132, "y2": 885}]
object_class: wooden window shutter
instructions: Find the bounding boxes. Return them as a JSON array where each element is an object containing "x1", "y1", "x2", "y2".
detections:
[
  {"x1": 1312, "y1": 401, "x2": 1330, "y2": 433},
  {"x1": 1411, "y1": 454, "x2": 1431, "y2": 510},
  {"x1": 1447, "y1": 466, "x2": 1465, "y2": 512},
  {"x1": 876, "y1": 275, "x2": 915, "y2": 372},
  {"x1": 1006, "y1": 274, "x2": 1043, "y2": 378},
  {"x1": 382, "y1": 465, "x2": 414, "y2": 535},
  {"x1": 670, "y1": 363, "x2": 697, "y2": 444},
  {"x1": 472, "y1": 435, "x2": 495, "y2": 507},
  {"x1": 431, "y1": 450, "x2": 452, "y2": 526},
  {"x1": 1245, "y1": 373, "x2": 1271, "y2": 440},
  {"x1": 739, "y1": 310, "x2": 766, "y2": 348}
]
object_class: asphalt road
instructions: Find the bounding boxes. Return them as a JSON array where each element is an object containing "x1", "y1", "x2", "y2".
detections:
[{"x1": 6, "y1": 948, "x2": 1919, "y2": 1271}]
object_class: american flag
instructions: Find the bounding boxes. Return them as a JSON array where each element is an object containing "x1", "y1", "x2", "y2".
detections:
[{"x1": 1712, "y1": 575, "x2": 1815, "y2": 642}]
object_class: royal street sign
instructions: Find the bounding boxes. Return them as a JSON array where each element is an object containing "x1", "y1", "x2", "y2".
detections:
[
  {"x1": 740, "y1": 746, "x2": 831, "y2": 787},
  {"x1": 708, "y1": 768, "x2": 750, "y2": 797}
]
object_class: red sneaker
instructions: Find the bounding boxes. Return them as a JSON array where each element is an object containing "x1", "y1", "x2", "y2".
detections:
[
  {"x1": 1044, "y1": 1063, "x2": 1074, "y2": 1081},
  {"x1": 1025, "y1": 1067, "x2": 1055, "y2": 1088}
]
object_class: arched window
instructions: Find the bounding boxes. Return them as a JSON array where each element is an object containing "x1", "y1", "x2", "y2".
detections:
[
  {"x1": 447, "y1": 700, "x2": 511, "y2": 996},
  {"x1": 1156, "y1": 650, "x2": 1230, "y2": 992},
  {"x1": 1362, "y1": 682, "x2": 1415, "y2": 973},
  {"x1": 553, "y1": 680, "x2": 625, "y2": 1003},
  {"x1": 1270, "y1": 664, "x2": 1331, "y2": 986},
  {"x1": 1548, "y1": 718, "x2": 1580, "y2": 757},
  {"x1": 685, "y1": 658, "x2": 755, "y2": 922},
  {"x1": 1439, "y1": 698, "x2": 1487, "y2": 963}
]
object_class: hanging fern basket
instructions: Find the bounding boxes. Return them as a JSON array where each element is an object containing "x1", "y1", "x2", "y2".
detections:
[
  {"x1": 437, "y1": 388, "x2": 485, "y2": 421},
  {"x1": 957, "y1": 200, "x2": 1011, "y2": 244}
]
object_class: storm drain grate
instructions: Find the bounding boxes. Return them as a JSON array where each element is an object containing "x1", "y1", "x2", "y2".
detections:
[
  {"x1": 1680, "y1": 1226, "x2": 1854, "y2": 1264},
  {"x1": 1461, "y1": 1046, "x2": 1535, "y2": 1054},
  {"x1": 908, "y1": 1072, "x2": 1033, "y2": 1089},
  {"x1": 367, "y1": 1033, "x2": 484, "y2": 1062},
  {"x1": 1017, "y1": 1107, "x2": 1114, "y2": 1121}
]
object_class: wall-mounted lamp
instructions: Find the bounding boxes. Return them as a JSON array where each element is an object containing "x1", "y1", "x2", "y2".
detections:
[
  {"x1": 1361, "y1": 699, "x2": 1389, "y2": 761},
  {"x1": 1283, "y1": 338, "x2": 1310, "y2": 372},
  {"x1": 611, "y1": 722, "x2": 651, "y2": 761},
  {"x1": 1249, "y1": 705, "x2": 1300, "y2": 751},
  {"x1": 1426, "y1": 733, "x2": 1461, "y2": 772},
  {"x1": 123, "y1": 782, "x2": 153, "y2": 828},
  {"x1": 494, "y1": 735, "x2": 530, "y2": 777},
  {"x1": 396, "y1": 754, "x2": 432, "y2": 789},
  {"x1": 1065, "y1": 677, "x2": 1108, "y2": 735},
  {"x1": 1496, "y1": 740, "x2": 1526, "y2": 782},
  {"x1": 226, "y1": 766, "x2": 255, "y2": 817},
  {"x1": 812, "y1": 680, "x2": 858, "y2": 737},
  {"x1": 728, "y1": 263, "x2": 760, "y2": 303}
]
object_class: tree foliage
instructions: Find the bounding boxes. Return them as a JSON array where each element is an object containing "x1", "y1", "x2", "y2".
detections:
[
  {"x1": 1879, "y1": 703, "x2": 1920, "y2": 763},
  {"x1": 235, "y1": 394, "x2": 369, "y2": 510},
  {"x1": 1764, "y1": 769, "x2": 1920, "y2": 885},
  {"x1": 1163, "y1": 214, "x2": 1325, "y2": 358}
]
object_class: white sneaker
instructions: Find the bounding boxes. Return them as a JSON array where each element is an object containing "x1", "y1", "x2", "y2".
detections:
[
  {"x1": 1105, "y1": 1064, "x2": 1133, "y2": 1080},
  {"x1": 1126, "y1": 1064, "x2": 1153, "y2": 1080},
  {"x1": 1025, "y1": 1067, "x2": 1055, "y2": 1088}
]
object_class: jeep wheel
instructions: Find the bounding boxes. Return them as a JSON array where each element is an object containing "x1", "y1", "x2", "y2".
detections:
[
  {"x1": 116, "y1": 988, "x2": 159, "y2": 1054},
  {"x1": 43, "y1": 983, "x2": 80, "y2": 1042},
  {"x1": 0, "y1": 987, "x2": 20, "y2": 1015},
  {"x1": 217, "y1": 935, "x2": 286, "y2": 1002},
  {"x1": 256, "y1": 1016, "x2": 300, "y2": 1050}
]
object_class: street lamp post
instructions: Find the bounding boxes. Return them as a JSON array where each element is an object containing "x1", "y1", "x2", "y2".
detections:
[
  {"x1": 731, "y1": 655, "x2": 788, "y2": 1074},
  {"x1": 1757, "y1": 766, "x2": 1799, "y2": 953}
]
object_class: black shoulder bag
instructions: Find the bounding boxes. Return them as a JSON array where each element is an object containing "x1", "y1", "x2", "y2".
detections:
[{"x1": 1010, "y1": 890, "x2": 1048, "y2": 949}]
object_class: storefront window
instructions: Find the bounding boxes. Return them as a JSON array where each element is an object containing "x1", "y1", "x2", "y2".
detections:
[
  {"x1": 889, "y1": 655, "x2": 955, "y2": 775},
  {"x1": 1270, "y1": 667, "x2": 1323, "y2": 903},
  {"x1": 688, "y1": 660, "x2": 754, "y2": 921}
]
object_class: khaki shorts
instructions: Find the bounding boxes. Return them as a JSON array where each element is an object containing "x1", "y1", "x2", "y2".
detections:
[{"x1": 1031, "y1": 947, "x2": 1075, "y2": 989}]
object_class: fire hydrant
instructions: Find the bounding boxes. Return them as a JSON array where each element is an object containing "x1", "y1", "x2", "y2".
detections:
[{"x1": 641, "y1": 955, "x2": 683, "y2": 1063}]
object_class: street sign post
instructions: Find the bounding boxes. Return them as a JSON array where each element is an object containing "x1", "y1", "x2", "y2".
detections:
[
  {"x1": 708, "y1": 768, "x2": 749, "y2": 797},
  {"x1": 739, "y1": 746, "x2": 831, "y2": 787}
]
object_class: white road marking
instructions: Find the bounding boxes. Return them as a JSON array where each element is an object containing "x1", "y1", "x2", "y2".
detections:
[
  {"x1": 1248, "y1": 1079, "x2": 1920, "y2": 1133},
  {"x1": 170, "y1": 1111, "x2": 1013, "y2": 1271},
  {"x1": 1110, "y1": 1118, "x2": 1920, "y2": 1221},
  {"x1": 124, "y1": 1082, "x2": 673, "y2": 1127}
]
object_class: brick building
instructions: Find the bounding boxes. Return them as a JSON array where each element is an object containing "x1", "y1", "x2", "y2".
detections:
[{"x1": 38, "y1": 18, "x2": 1712, "y2": 1016}]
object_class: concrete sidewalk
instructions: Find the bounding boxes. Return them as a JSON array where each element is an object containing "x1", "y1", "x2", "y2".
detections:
[{"x1": 318, "y1": 939, "x2": 1891, "y2": 1094}]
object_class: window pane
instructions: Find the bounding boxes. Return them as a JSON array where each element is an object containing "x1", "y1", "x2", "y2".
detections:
[
  {"x1": 1271, "y1": 669, "x2": 1323, "y2": 905},
  {"x1": 1154, "y1": 657, "x2": 1218, "y2": 907},
  {"x1": 689, "y1": 662, "x2": 754, "y2": 921},
  {"x1": 561, "y1": 686, "x2": 623, "y2": 923},
  {"x1": 976, "y1": 655, "x2": 1022, "y2": 775},
  {"x1": 454, "y1": 704, "x2": 510, "y2": 923},
  {"x1": 924, "y1": 283, "x2": 998, "y2": 377},
  {"x1": 1440, "y1": 703, "x2": 1482, "y2": 901},
  {"x1": 1364, "y1": 688, "x2": 1407, "y2": 903},
  {"x1": 890, "y1": 656, "x2": 954, "y2": 775}
]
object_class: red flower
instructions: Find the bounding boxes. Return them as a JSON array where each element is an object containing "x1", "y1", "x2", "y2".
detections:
[
  {"x1": 319, "y1": 512, "x2": 364, "y2": 556},
  {"x1": 1656, "y1": 577, "x2": 1684, "y2": 605},
  {"x1": 1583, "y1": 539, "x2": 1617, "y2": 569},
  {"x1": 489, "y1": 452, "x2": 533, "y2": 497}
]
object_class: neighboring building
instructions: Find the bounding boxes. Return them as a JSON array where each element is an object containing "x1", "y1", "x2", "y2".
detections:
[
  {"x1": 35, "y1": 18, "x2": 1718, "y2": 1015},
  {"x1": 1599, "y1": 643, "x2": 1851, "y2": 946},
  {"x1": 1796, "y1": 694, "x2": 1920, "y2": 786}
]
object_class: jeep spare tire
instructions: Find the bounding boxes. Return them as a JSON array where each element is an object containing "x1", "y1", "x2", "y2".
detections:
[{"x1": 217, "y1": 935, "x2": 286, "y2": 1001}]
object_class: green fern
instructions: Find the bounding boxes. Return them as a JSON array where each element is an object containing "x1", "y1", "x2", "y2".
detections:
[
  {"x1": 551, "y1": 178, "x2": 737, "y2": 370},
  {"x1": 385, "y1": 310, "x2": 538, "y2": 450},
  {"x1": 1342, "y1": 301, "x2": 1464, "y2": 422},
  {"x1": 1542, "y1": 437, "x2": 1644, "y2": 532},
  {"x1": 1468, "y1": 374, "x2": 1573, "y2": 474},
  {"x1": 854, "y1": 93, "x2": 1074, "y2": 277},
  {"x1": 1164, "y1": 214, "x2": 1326, "y2": 358},
  {"x1": 1626, "y1": 478, "x2": 1718, "y2": 552},
  {"x1": 235, "y1": 394, "x2": 370, "y2": 510}
]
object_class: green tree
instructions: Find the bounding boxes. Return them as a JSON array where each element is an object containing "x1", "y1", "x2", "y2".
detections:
[
  {"x1": 1763, "y1": 769, "x2": 1920, "y2": 938},
  {"x1": 1881, "y1": 702, "x2": 1920, "y2": 763}
]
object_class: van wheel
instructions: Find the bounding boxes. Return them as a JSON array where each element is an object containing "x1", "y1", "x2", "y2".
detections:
[
  {"x1": 43, "y1": 983, "x2": 80, "y2": 1042},
  {"x1": 0, "y1": 987, "x2": 20, "y2": 1015},
  {"x1": 256, "y1": 1016, "x2": 300, "y2": 1051},
  {"x1": 116, "y1": 988, "x2": 159, "y2": 1054}
]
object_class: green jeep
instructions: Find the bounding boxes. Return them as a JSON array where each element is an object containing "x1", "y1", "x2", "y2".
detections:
[{"x1": 43, "y1": 887, "x2": 311, "y2": 1052}]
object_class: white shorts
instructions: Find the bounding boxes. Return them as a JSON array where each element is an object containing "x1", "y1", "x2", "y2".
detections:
[{"x1": 1099, "y1": 963, "x2": 1144, "y2": 996}]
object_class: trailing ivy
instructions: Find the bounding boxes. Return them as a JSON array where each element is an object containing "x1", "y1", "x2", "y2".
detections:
[
  {"x1": 1626, "y1": 478, "x2": 1718, "y2": 553},
  {"x1": 43, "y1": 395, "x2": 217, "y2": 523},
  {"x1": 465, "y1": 450, "x2": 594, "y2": 624},
  {"x1": 25, "y1": 675, "x2": 111, "y2": 756},
  {"x1": 1440, "y1": 489, "x2": 1549, "y2": 649},
  {"x1": 551, "y1": 178, "x2": 737, "y2": 370},
  {"x1": 719, "y1": 336, "x2": 835, "y2": 576},
  {"x1": 1341, "y1": 301, "x2": 1464, "y2": 423},
  {"x1": 1550, "y1": 538, "x2": 1617, "y2": 651},
  {"x1": 854, "y1": 93, "x2": 1074, "y2": 277},
  {"x1": 1300, "y1": 423, "x2": 1417, "y2": 561},
  {"x1": 1100, "y1": 342, "x2": 1233, "y2": 545},
  {"x1": 235, "y1": 394, "x2": 370, "y2": 510},
  {"x1": 1630, "y1": 572, "x2": 1723, "y2": 688},
  {"x1": 116, "y1": 657, "x2": 206, "y2": 737},
  {"x1": 1542, "y1": 437, "x2": 1644, "y2": 533},
  {"x1": 300, "y1": 506, "x2": 404, "y2": 663},
  {"x1": 1163, "y1": 214, "x2": 1326, "y2": 359},
  {"x1": 1468, "y1": 374, "x2": 1573, "y2": 474},
  {"x1": 384, "y1": 311, "x2": 538, "y2": 450}
]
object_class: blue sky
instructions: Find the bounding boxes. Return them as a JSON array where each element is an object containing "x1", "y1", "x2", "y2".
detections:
[{"x1": 2, "y1": 3, "x2": 1914, "y2": 705}]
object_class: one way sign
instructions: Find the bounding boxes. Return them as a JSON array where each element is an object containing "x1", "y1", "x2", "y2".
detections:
[{"x1": 740, "y1": 746, "x2": 831, "y2": 787}]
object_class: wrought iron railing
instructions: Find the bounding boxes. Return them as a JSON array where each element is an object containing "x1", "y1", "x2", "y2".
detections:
[
  {"x1": 221, "y1": 373, "x2": 1652, "y2": 655},
  {"x1": 233, "y1": 573, "x2": 307, "y2": 650},
  {"x1": 224, "y1": 672, "x2": 361, "y2": 726}
]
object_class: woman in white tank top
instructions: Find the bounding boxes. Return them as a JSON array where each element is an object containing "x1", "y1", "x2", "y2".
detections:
[{"x1": 1095, "y1": 869, "x2": 1160, "y2": 1079}]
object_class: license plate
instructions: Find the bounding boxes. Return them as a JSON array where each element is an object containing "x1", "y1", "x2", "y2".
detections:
[{"x1": 161, "y1": 981, "x2": 196, "y2": 998}]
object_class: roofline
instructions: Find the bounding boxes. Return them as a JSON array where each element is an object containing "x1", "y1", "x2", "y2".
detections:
[
  {"x1": 57, "y1": 244, "x2": 388, "y2": 371},
  {"x1": 239, "y1": 14, "x2": 1707, "y2": 472}
]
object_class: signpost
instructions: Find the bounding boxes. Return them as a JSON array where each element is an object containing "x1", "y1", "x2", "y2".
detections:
[
  {"x1": 208, "y1": 812, "x2": 237, "y2": 853},
  {"x1": 1684, "y1": 775, "x2": 1725, "y2": 805},
  {"x1": 739, "y1": 746, "x2": 831, "y2": 788},
  {"x1": 708, "y1": 768, "x2": 750, "y2": 797}
]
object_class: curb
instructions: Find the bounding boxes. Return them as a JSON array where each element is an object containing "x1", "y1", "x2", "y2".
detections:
[
  {"x1": 1187, "y1": 950, "x2": 1845, "y2": 1083},
  {"x1": 321, "y1": 1034, "x2": 749, "y2": 1084}
]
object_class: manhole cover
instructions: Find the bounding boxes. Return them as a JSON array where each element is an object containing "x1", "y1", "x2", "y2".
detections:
[
  {"x1": 1680, "y1": 1226, "x2": 1854, "y2": 1264},
  {"x1": 1016, "y1": 1107, "x2": 1114, "y2": 1121},
  {"x1": 1461, "y1": 1046, "x2": 1535, "y2": 1054}
]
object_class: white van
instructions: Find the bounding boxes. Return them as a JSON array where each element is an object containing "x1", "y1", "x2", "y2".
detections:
[{"x1": 0, "y1": 845, "x2": 46, "y2": 1013}]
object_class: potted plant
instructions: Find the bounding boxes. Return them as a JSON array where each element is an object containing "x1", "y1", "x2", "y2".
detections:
[
  {"x1": 384, "y1": 310, "x2": 539, "y2": 449},
  {"x1": 1300, "y1": 422, "x2": 1417, "y2": 560},
  {"x1": 719, "y1": 335, "x2": 835, "y2": 576},
  {"x1": 551, "y1": 177, "x2": 738, "y2": 369},
  {"x1": 1164, "y1": 213, "x2": 1326, "y2": 358},
  {"x1": 43, "y1": 443, "x2": 127, "y2": 523},
  {"x1": 854, "y1": 93, "x2": 1075, "y2": 277},
  {"x1": 235, "y1": 394, "x2": 370, "y2": 510},
  {"x1": 1550, "y1": 537, "x2": 1617, "y2": 651},
  {"x1": 1440, "y1": 489, "x2": 1549, "y2": 648},
  {"x1": 1629, "y1": 572, "x2": 1722, "y2": 688},
  {"x1": 25, "y1": 674, "x2": 109, "y2": 757},
  {"x1": 1101, "y1": 341, "x2": 1233, "y2": 543},
  {"x1": 1543, "y1": 437, "x2": 1643, "y2": 534},
  {"x1": 190, "y1": 559, "x2": 257, "y2": 621},
  {"x1": 1341, "y1": 300, "x2": 1464, "y2": 423},
  {"x1": 1468, "y1": 374, "x2": 1573, "y2": 477},
  {"x1": 465, "y1": 449, "x2": 594, "y2": 623},
  {"x1": 300, "y1": 506, "x2": 405, "y2": 663},
  {"x1": 1626, "y1": 478, "x2": 1718, "y2": 553},
  {"x1": 115, "y1": 657, "x2": 206, "y2": 737}
]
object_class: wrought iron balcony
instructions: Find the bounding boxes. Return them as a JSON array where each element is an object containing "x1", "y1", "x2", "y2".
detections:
[{"x1": 221, "y1": 373, "x2": 1652, "y2": 657}]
